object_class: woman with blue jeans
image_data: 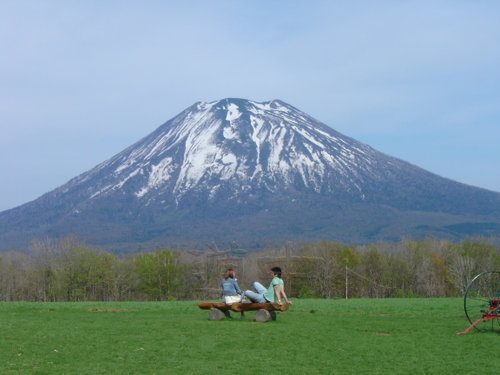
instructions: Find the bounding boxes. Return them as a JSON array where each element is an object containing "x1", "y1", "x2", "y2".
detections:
[{"x1": 243, "y1": 267, "x2": 292, "y2": 306}]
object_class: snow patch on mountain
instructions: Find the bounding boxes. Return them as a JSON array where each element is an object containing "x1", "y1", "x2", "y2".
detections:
[
  {"x1": 136, "y1": 158, "x2": 174, "y2": 198},
  {"x1": 226, "y1": 103, "x2": 242, "y2": 121}
]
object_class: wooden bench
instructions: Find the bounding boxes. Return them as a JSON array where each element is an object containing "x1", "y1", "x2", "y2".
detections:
[{"x1": 198, "y1": 302, "x2": 291, "y2": 322}]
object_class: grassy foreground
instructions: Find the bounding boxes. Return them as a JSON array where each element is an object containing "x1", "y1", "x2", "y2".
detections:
[{"x1": 0, "y1": 298, "x2": 497, "y2": 375}]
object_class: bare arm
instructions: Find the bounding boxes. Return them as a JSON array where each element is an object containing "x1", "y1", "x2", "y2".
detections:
[
  {"x1": 274, "y1": 284, "x2": 292, "y2": 305},
  {"x1": 280, "y1": 287, "x2": 292, "y2": 304}
]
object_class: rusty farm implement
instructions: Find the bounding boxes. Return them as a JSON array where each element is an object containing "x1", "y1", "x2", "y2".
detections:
[{"x1": 457, "y1": 270, "x2": 500, "y2": 335}]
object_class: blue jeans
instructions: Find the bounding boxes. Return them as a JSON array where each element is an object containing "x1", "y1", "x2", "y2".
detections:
[{"x1": 244, "y1": 282, "x2": 268, "y2": 303}]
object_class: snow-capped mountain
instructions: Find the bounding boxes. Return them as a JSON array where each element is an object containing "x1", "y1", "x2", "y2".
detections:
[
  {"x1": 65, "y1": 98, "x2": 390, "y2": 204},
  {"x1": 1, "y1": 98, "x2": 499, "y2": 252}
]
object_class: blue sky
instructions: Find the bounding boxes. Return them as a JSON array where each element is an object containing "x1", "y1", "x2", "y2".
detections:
[{"x1": 1, "y1": 1, "x2": 499, "y2": 211}]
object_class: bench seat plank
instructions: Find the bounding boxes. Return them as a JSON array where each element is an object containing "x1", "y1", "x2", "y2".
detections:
[{"x1": 198, "y1": 302, "x2": 290, "y2": 312}]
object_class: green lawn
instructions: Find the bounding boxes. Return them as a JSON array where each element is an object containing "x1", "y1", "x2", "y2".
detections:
[{"x1": 0, "y1": 299, "x2": 497, "y2": 374}]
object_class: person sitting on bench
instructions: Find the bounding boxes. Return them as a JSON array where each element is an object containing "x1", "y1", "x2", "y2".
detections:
[
  {"x1": 243, "y1": 267, "x2": 292, "y2": 306},
  {"x1": 221, "y1": 268, "x2": 244, "y2": 304}
]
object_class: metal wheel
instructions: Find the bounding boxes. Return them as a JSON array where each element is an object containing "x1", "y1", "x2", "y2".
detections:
[{"x1": 464, "y1": 271, "x2": 500, "y2": 332}]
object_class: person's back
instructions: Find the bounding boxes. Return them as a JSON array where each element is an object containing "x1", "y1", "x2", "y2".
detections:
[
  {"x1": 221, "y1": 278, "x2": 240, "y2": 296},
  {"x1": 221, "y1": 269, "x2": 243, "y2": 304},
  {"x1": 263, "y1": 275, "x2": 284, "y2": 303}
]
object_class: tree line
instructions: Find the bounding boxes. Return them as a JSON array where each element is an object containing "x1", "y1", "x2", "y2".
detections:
[{"x1": 0, "y1": 236, "x2": 498, "y2": 301}]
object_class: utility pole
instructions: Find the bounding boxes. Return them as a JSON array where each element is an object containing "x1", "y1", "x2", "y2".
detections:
[{"x1": 345, "y1": 261, "x2": 348, "y2": 299}]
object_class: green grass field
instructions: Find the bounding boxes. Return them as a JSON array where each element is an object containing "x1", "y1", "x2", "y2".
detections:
[{"x1": 0, "y1": 299, "x2": 497, "y2": 375}]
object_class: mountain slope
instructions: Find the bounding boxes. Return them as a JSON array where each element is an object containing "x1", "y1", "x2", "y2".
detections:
[{"x1": 1, "y1": 98, "x2": 499, "y2": 252}]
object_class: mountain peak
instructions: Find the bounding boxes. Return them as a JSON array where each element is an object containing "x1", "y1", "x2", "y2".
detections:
[
  {"x1": 194, "y1": 98, "x2": 296, "y2": 115},
  {"x1": 93, "y1": 97, "x2": 376, "y2": 203}
]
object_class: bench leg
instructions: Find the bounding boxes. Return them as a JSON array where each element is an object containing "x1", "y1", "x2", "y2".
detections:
[
  {"x1": 270, "y1": 310, "x2": 277, "y2": 321},
  {"x1": 209, "y1": 308, "x2": 229, "y2": 320},
  {"x1": 255, "y1": 309, "x2": 272, "y2": 322}
]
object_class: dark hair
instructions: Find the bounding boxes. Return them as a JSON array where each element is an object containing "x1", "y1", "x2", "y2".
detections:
[
  {"x1": 224, "y1": 268, "x2": 236, "y2": 280},
  {"x1": 271, "y1": 266, "x2": 282, "y2": 278}
]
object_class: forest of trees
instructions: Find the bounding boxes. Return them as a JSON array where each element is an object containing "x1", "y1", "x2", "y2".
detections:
[{"x1": 0, "y1": 235, "x2": 498, "y2": 302}]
